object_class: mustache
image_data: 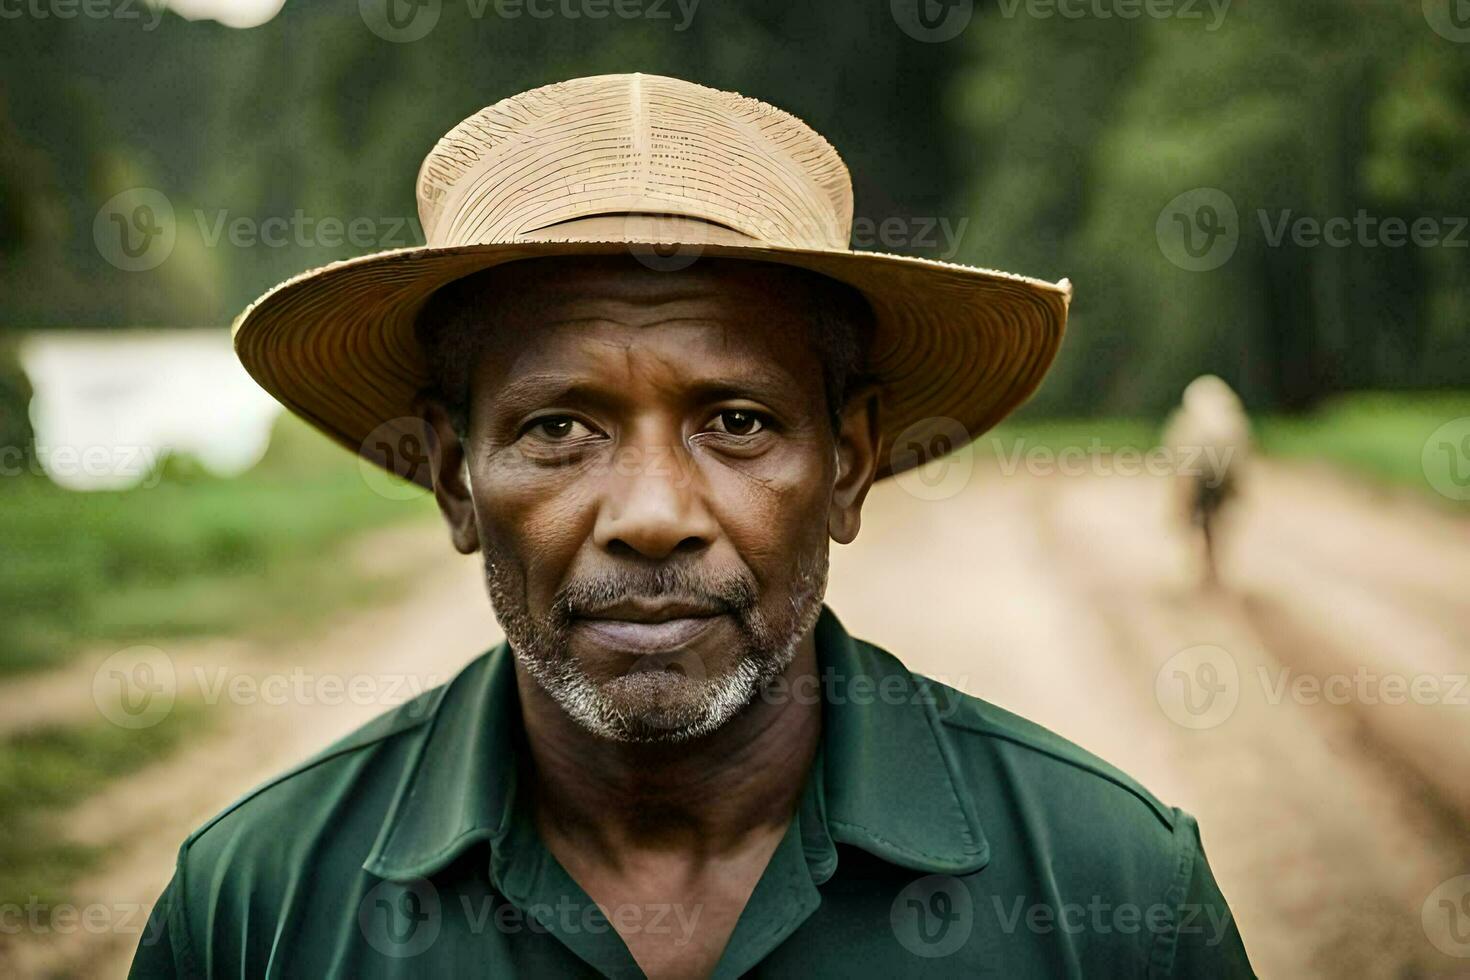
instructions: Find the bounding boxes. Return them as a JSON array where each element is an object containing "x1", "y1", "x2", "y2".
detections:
[{"x1": 551, "y1": 564, "x2": 758, "y2": 621}]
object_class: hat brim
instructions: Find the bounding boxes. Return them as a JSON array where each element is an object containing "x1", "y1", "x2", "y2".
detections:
[{"x1": 232, "y1": 239, "x2": 1070, "y2": 487}]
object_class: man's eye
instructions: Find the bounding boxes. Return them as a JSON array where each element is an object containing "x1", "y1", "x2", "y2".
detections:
[
  {"x1": 707, "y1": 410, "x2": 766, "y2": 436},
  {"x1": 525, "y1": 416, "x2": 589, "y2": 440}
]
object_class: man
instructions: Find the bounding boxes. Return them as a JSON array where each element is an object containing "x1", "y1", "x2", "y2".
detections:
[
  {"x1": 131, "y1": 73, "x2": 1252, "y2": 978},
  {"x1": 1163, "y1": 375, "x2": 1251, "y2": 587}
]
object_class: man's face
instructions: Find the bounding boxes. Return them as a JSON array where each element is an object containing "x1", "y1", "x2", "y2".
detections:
[{"x1": 423, "y1": 257, "x2": 879, "y2": 742}]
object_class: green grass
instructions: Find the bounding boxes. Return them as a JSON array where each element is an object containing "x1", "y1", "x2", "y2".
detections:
[
  {"x1": 0, "y1": 414, "x2": 434, "y2": 675},
  {"x1": 0, "y1": 704, "x2": 208, "y2": 911},
  {"x1": 1254, "y1": 391, "x2": 1470, "y2": 495}
]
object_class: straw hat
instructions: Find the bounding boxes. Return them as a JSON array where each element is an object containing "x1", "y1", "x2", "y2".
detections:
[{"x1": 232, "y1": 73, "x2": 1071, "y2": 487}]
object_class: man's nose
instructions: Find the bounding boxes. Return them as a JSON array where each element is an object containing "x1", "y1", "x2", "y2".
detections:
[{"x1": 591, "y1": 443, "x2": 716, "y2": 560}]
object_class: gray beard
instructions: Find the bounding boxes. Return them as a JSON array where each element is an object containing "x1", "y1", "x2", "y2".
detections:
[{"x1": 483, "y1": 550, "x2": 828, "y2": 743}]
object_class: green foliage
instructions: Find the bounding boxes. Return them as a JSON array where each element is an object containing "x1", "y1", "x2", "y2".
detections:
[
  {"x1": 954, "y1": 1, "x2": 1470, "y2": 414},
  {"x1": 1256, "y1": 390, "x2": 1470, "y2": 497},
  {"x1": 0, "y1": 415, "x2": 433, "y2": 675},
  {"x1": 0, "y1": 333, "x2": 34, "y2": 463}
]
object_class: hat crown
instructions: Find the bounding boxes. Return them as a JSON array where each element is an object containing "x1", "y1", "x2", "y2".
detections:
[{"x1": 415, "y1": 73, "x2": 853, "y2": 251}]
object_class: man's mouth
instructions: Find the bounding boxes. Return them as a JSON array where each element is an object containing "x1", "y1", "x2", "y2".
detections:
[{"x1": 570, "y1": 597, "x2": 725, "y2": 655}]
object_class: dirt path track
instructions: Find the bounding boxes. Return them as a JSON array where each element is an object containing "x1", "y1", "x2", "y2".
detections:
[{"x1": 9, "y1": 461, "x2": 1470, "y2": 978}]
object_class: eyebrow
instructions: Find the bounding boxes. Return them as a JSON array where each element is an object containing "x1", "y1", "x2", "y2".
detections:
[{"x1": 486, "y1": 367, "x2": 806, "y2": 415}]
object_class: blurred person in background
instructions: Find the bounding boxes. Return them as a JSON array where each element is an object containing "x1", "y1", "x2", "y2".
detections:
[{"x1": 1163, "y1": 375, "x2": 1251, "y2": 588}]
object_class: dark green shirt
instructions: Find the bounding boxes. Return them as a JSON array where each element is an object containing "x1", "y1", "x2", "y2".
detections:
[{"x1": 129, "y1": 608, "x2": 1253, "y2": 978}]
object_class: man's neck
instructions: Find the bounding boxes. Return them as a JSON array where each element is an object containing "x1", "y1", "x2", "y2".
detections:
[{"x1": 516, "y1": 631, "x2": 822, "y2": 861}]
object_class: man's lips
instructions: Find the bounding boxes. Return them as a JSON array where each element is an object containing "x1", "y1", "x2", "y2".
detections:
[{"x1": 569, "y1": 599, "x2": 726, "y2": 654}]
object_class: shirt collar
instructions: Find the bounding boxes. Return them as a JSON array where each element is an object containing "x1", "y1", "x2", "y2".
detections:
[{"x1": 363, "y1": 606, "x2": 989, "y2": 882}]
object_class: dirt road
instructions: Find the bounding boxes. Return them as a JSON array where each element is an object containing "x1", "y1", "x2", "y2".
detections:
[{"x1": 8, "y1": 461, "x2": 1470, "y2": 977}]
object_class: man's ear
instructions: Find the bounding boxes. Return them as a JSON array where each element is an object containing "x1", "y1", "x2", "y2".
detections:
[
  {"x1": 417, "y1": 395, "x2": 480, "y2": 555},
  {"x1": 828, "y1": 386, "x2": 882, "y2": 545}
]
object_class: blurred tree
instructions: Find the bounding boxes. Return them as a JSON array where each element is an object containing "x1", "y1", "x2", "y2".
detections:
[
  {"x1": 0, "y1": 0, "x2": 1465, "y2": 413},
  {"x1": 950, "y1": 0, "x2": 1470, "y2": 415}
]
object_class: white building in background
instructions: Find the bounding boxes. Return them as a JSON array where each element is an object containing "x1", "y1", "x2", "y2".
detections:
[{"x1": 19, "y1": 329, "x2": 282, "y2": 491}]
